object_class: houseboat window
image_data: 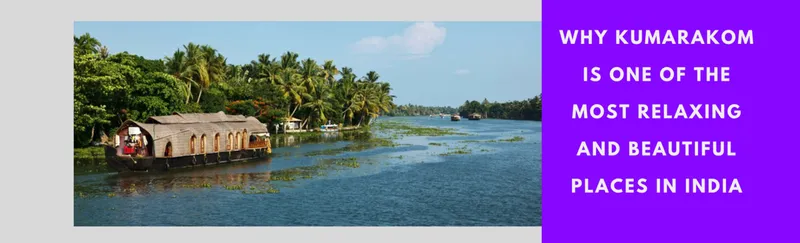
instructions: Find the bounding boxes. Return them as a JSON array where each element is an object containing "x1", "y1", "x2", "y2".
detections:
[
  {"x1": 165, "y1": 142, "x2": 172, "y2": 157},
  {"x1": 190, "y1": 135, "x2": 197, "y2": 154},
  {"x1": 242, "y1": 130, "x2": 248, "y2": 149},
  {"x1": 200, "y1": 134, "x2": 207, "y2": 154},
  {"x1": 227, "y1": 133, "x2": 233, "y2": 151},
  {"x1": 214, "y1": 134, "x2": 220, "y2": 152},
  {"x1": 235, "y1": 132, "x2": 241, "y2": 150}
]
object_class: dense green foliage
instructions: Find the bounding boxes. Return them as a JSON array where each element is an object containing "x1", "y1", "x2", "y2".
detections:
[
  {"x1": 74, "y1": 33, "x2": 396, "y2": 147},
  {"x1": 386, "y1": 104, "x2": 458, "y2": 116},
  {"x1": 458, "y1": 95, "x2": 542, "y2": 121}
]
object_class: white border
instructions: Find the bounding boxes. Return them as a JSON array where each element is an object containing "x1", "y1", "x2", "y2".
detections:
[{"x1": 0, "y1": 0, "x2": 541, "y2": 242}]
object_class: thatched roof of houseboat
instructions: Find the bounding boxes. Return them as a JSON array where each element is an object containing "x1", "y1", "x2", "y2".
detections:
[
  {"x1": 145, "y1": 111, "x2": 249, "y2": 124},
  {"x1": 118, "y1": 112, "x2": 268, "y2": 158}
]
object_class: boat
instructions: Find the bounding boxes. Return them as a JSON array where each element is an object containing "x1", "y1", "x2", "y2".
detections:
[
  {"x1": 104, "y1": 111, "x2": 272, "y2": 172},
  {"x1": 451, "y1": 114, "x2": 461, "y2": 121},
  {"x1": 320, "y1": 121, "x2": 339, "y2": 132},
  {"x1": 468, "y1": 113, "x2": 482, "y2": 120}
]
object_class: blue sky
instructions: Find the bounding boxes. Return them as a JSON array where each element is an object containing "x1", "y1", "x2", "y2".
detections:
[{"x1": 74, "y1": 22, "x2": 541, "y2": 107}]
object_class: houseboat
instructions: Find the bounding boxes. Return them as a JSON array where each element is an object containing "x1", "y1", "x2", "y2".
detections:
[
  {"x1": 451, "y1": 114, "x2": 461, "y2": 121},
  {"x1": 104, "y1": 111, "x2": 272, "y2": 172},
  {"x1": 468, "y1": 113, "x2": 482, "y2": 120}
]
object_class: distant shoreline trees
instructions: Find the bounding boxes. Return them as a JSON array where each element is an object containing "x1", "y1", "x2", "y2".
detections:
[
  {"x1": 386, "y1": 95, "x2": 542, "y2": 121},
  {"x1": 386, "y1": 104, "x2": 458, "y2": 116},
  {"x1": 458, "y1": 95, "x2": 542, "y2": 121}
]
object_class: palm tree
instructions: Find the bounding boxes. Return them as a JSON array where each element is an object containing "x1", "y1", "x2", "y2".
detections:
[
  {"x1": 376, "y1": 82, "x2": 396, "y2": 114},
  {"x1": 298, "y1": 58, "x2": 321, "y2": 94},
  {"x1": 192, "y1": 45, "x2": 226, "y2": 103},
  {"x1": 337, "y1": 68, "x2": 359, "y2": 124},
  {"x1": 278, "y1": 51, "x2": 300, "y2": 71},
  {"x1": 74, "y1": 33, "x2": 101, "y2": 55},
  {"x1": 362, "y1": 70, "x2": 381, "y2": 83},
  {"x1": 321, "y1": 60, "x2": 339, "y2": 87},
  {"x1": 340, "y1": 67, "x2": 355, "y2": 81},
  {"x1": 253, "y1": 53, "x2": 277, "y2": 82},
  {"x1": 302, "y1": 83, "x2": 335, "y2": 127},
  {"x1": 354, "y1": 81, "x2": 380, "y2": 126},
  {"x1": 164, "y1": 49, "x2": 195, "y2": 104},
  {"x1": 272, "y1": 69, "x2": 306, "y2": 119},
  {"x1": 183, "y1": 43, "x2": 208, "y2": 105}
]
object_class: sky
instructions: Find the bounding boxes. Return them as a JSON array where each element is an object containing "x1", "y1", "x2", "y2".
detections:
[{"x1": 74, "y1": 22, "x2": 541, "y2": 108}]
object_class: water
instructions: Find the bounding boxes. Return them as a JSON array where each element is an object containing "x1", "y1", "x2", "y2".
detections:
[{"x1": 73, "y1": 117, "x2": 542, "y2": 226}]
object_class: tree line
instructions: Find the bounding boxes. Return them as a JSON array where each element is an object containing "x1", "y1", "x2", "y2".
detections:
[
  {"x1": 457, "y1": 95, "x2": 542, "y2": 121},
  {"x1": 74, "y1": 33, "x2": 396, "y2": 147},
  {"x1": 386, "y1": 104, "x2": 458, "y2": 116}
]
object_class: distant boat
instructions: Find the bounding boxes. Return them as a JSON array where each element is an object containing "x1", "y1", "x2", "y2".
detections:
[
  {"x1": 451, "y1": 114, "x2": 461, "y2": 121},
  {"x1": 468, "y1": 113, "x2": 482, "y2": 120}
]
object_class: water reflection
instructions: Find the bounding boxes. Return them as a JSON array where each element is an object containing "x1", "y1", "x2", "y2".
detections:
[
  {"x1": 269, "y1": 130, "x2": 371, "y2": 148},
  {"x1": 75, "y1": 157, "x2": 276, "y2": 197}
]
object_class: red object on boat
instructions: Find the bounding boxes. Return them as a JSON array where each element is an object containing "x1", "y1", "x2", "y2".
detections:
[{"x1": 123, "y1": 146, "x2": 134, "y2": 154}]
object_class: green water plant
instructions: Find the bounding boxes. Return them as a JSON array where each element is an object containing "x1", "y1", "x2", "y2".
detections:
[{"x1": 498, "y1": 136, "x2": 525, "y2": 142}]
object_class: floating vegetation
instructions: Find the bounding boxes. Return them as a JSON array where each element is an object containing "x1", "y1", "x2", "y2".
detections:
[
  {"x1": 224, "y1": 184, "x2": 244, "y2": 190},
  {"x1": 331, "y1": 157, "x2": 360, "y2": 168},
  {"x1": 439, "y1": 149, "x2": 472, "y2": 156},
  {"x1": 498, "y1": 136, "x2": 525, "y2": 142},
  {"x1": 182, "y1": 183, "x2": 213, "y2": 189},
  {"x1": 439, "y1": 145, "x2": 473, "y2": 156},
  {"x1": 123, "y1": 183, "x2": 138, "y2": 193},
  {"x1": 241, "y1": 183, "x2": 281, "y2": 194},
  {"x1": 374, "y1": 121, "x2": 468, "y2": 136},
  {"x1": 428, "y1": 142, "x2": 445, "y2": 146},
  {"x1": 459, "y1": 140, "x2": 481, "y2": 143},
  {"x1": 305, "y1": 138, "x2": 398, "y2": 157},
  {"x1": 270, "y1": 157, "x2": 362, "y2": 181},
  {"x1": 107, "y1": 193, "x2": 116, "y2": 198}
]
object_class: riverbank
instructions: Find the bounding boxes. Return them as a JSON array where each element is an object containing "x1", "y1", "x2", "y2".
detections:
[{"x1": 74, "y1": 147, "x2": 109, "y2": 175}]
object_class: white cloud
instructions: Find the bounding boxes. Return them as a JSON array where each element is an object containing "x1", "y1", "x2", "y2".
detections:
[
  {"x1": 352, "y1": 22, "x2": 446, "y2": 58},
  {"x1": 454, "y1": 69, "x2": 470, "y2": 75}
]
